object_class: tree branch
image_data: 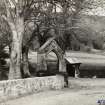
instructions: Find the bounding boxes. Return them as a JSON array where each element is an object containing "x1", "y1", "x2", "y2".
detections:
[
  {"x1": 10, "y1": 0, "x2": 17, "y2": 7},
  {"x1": 1, "y1": 14, "x2": 8, "y2": 21}
]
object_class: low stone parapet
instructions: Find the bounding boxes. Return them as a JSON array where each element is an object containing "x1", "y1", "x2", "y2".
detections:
[{"x1": 0, "y1": 76, "x2": 64, "y2": 102}]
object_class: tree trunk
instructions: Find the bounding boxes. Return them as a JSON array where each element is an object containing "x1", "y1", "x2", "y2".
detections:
[
  {"x1": 22, "y1": 46, "x2": 31, "y2": 78},
  {"x1": 8, "y1": 18, "x2": 24, "y2": 79}
]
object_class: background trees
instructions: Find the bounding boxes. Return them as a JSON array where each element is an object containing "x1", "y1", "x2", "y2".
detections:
[
  {"x1": 0, "y1": 0, "x2": 84, "y2": 79},
  {"x1": 0, "y1": 0, "x2": 104, "y2": 80}
]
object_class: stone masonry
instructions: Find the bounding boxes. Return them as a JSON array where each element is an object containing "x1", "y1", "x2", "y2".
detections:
[{"x1": 0, "y1": 76, "x2": 64, "y2": 102}]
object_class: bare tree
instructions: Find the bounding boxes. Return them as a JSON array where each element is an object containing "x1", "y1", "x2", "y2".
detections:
[
  {"x1": 0, "y1": 0, "x2": 37, "y2": 79},
  {"x1": 0, "y1": 0, "x2": 83, "y2": 79}
]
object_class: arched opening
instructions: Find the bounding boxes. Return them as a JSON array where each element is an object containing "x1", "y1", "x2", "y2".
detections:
[
  {"x1": 46, "y1": 51, "x2": 59, "y2": 75},
  {"x1": 37, "y1": 38, "x2": 66, "y2": 76}
]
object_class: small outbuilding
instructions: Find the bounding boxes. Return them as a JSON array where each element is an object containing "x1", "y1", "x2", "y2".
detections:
[
  {"x1": 65, "y1": 57, "x2": 81, "y2": 78},
  {"x1": 66, "y1": 51, "x2": 105, "y2": 78}
]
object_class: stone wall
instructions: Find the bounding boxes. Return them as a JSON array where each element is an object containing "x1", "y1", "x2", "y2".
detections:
[{"x1": 0, "y1": 75, "x2": 64, "y2": 102}]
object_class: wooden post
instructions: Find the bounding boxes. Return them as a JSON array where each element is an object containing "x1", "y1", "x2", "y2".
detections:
[{"x1": 74, "y1": 65, "x2": 80, "y2": 78}]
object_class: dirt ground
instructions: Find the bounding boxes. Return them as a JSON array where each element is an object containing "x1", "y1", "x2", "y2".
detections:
[{"x1": 1, "y1": 78, "x2": 105, "y2": 105}]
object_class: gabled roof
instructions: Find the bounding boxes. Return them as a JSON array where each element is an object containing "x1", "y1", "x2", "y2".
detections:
[
  {"x1": 65, "y1": 57, "x2": 81, "y2": 64},
  {"x1": 38, "y1": 37, "x2": 63, "y2": 54}
]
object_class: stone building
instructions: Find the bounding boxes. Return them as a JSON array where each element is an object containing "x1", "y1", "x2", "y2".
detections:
[
  {"x1": 36, "y1": 37, "x2": 66, "y2": 76},
  {"x1": 36, "y1": 38, "x2": 81, "y2": 78}
]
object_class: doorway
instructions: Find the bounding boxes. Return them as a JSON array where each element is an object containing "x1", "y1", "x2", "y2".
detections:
[
  {"x1": 46, "y1": 51, "x2": 59, "y2": 75},
  {"x1": 66, "y1": 64, "x2": 75, "y2": 77}
]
